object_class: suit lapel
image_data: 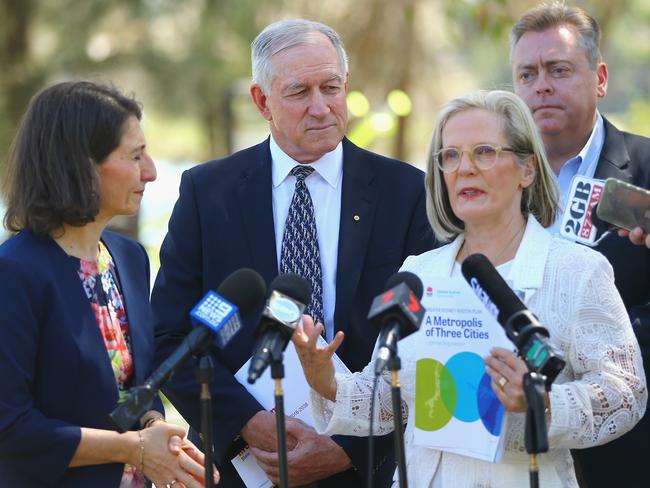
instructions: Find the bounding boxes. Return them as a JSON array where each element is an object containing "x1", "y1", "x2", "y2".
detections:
[
  {"x1": 45, "y1": 234, "x2": 119, "y2": 394},
  {"x1": 594, "y1": 117, "x2": 633, "y2": 183},
  {"x1": 237, "y1": 139, "x2": 279, "y2": 285},
  {"x1": 335, "y1": 139, "x2": 377, "y2": 333}
]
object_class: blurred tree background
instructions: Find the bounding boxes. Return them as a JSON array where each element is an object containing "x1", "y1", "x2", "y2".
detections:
[{"x1": 1, "y1": 0, "x2": 649, "y2": 243}]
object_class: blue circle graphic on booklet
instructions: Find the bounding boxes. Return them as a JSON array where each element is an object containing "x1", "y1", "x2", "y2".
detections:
[
  {"x1": 478, "y1": 372, "x2": 504, "y2": 435},
  {"x1": 415, "y1": 351, "x2": 504, "y2": 434},
  {"x1": 445, "y1": 351, "x2": 484, "y2": 422}
]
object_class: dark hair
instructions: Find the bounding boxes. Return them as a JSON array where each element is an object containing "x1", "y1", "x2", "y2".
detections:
[
  {"x1": 2, "y1": 80, "x2": 142, "y2": 236},
  {"x1": 511, "y1": 3, "x2": 602, "y2": 69}
]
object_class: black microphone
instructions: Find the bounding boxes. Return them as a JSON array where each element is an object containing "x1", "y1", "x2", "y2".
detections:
[
  {"x1": 461, "y1": 254, "x2": 565, "y2": 387},
  {"x1": 369, "y1": 271, "x2": 425, "y2": 375},
  {"x1": 109, "y1": 268, "x2": 266, "y2": 432},
  {"x1": 589, "y1": 203, "x2": 612, "y2": 232},
  {"x1": 247, "y1": 273, "x2": 312, "y2": 384}
]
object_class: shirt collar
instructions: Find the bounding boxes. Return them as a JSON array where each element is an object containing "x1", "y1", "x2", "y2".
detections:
[
  {"x1": 270, "y1": 136, "x2": 343, "y2": 189},
  {"x1": 442, "y1": 216, "x2": 551, "y2": 302},
  {"x1": 563, "y1": 112, "x2": 605, "y2": 173}
]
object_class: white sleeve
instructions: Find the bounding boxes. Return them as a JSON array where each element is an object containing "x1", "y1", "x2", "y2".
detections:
[
  {"x1": 546, "y1": 253, "x2": 647, "y2": 448},
  {"x1": 309, "y1": 256, "x2": 418, "y2": 437},
  {"x1": 310, "y1": 364, "x2": 409, "y2": 437}
]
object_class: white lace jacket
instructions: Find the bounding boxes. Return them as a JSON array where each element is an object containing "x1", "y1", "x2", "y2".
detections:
[{"x1": 311, "y1": 217, "x2": 647, "y2": 487}]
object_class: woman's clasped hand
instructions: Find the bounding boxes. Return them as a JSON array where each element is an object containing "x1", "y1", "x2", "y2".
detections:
[{"x1": 137, "y1": 422, "x2": 219, "y2": 488}]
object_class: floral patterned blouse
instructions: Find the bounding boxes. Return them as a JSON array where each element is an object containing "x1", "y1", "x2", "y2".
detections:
[{"x1": 74, "y1": 241, "x2": 145, "y2": 488}]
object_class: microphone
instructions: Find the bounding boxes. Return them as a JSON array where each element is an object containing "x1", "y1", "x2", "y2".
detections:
[
  {"x1": 369, "y1": 271, "x2": 425, "y2": 375},
  {"x1": 589, "y1": 202, "x2": 611, "y2": 232},
  {"x1": 109, "y1": 268, "x2": 266, "y2": 432},
  {"x1": 247, "y1": 273, "x2": 312, "y2": 384},
  {"x1": 461, "y1": 254, "x2": 565, "y2": 387},
  {"x1": 559, "y1": 175, "x2": 605, "y2": 246}
]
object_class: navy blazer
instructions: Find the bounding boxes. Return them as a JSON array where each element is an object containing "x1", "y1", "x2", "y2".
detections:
[
  {"x1": 0, "y1": 230, "x2": 160, "y2": 488},
  {"x1": 571, "y1": 118, "x2": 650, "y2": 488},
  {"x1": 152, "y1": 138, "x2": 435, "y2": 487}
]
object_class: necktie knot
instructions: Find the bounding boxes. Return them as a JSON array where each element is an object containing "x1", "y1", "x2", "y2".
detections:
[{"x1": 290, "y1": 165, "x2": 315, "y2": 182}]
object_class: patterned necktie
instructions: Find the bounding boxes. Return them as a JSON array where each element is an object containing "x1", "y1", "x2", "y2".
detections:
[{"x1": 280, "y1": 165, "x2": 324, "y2": 326}]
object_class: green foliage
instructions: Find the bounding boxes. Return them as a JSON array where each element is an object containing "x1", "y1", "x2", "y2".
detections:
[
  {"x1": 625, "y1": 100, "x2": 650, "y2": 138},
  {"x1": 1, "y1": 0, "x2": 649, "y2": 167},
  {"x1": 0, "y1": 0, "x2": 283, "y2": 165}
]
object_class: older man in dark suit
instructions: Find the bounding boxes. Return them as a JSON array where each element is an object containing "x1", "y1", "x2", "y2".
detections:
[
  {"x1": 152, "y1": 19, "x2": 434, "y2": 487},
  {"x1": 511, "y1": 4, "x2": 650, "y2": 487}
]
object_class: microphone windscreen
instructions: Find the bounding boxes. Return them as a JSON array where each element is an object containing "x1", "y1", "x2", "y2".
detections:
[
  {"x1": 216, "y1": 268, "x2": 267, "y2": 316},
  {"x1": 385, "y1": 271, "x2": 424, "y2": 300},
  {"x1": 460, "y1": 253, "x2": 525, "y2": 325},
  {"x1": 269, "y1": 273, "x2": 312, "y2": 305}
]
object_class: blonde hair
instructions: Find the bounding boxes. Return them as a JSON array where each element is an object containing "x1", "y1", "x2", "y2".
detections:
[{"x1": 425, "y1": 90, "x2": 559, "y2": 241}]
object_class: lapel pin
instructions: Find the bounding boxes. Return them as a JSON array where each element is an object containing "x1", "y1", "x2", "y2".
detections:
[{"x1": 353, "y1": 215, "x2": 360, "y2": 221}]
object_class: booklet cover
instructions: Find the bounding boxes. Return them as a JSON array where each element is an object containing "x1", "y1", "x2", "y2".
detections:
[{"x1": 412, "y1": 275, "x2": 513, "y2": 462}]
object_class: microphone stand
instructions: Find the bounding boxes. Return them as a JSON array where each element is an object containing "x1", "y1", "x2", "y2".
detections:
[
  {"x1": 271, "y1": 351, "x2": 289, "y2": 488},
  {"x1": 523, "y1": 371, "x2": 549, "y2": 488},
  {"x1": 388, "y1": 355, "x2": 408, "y2": 488},
  {"x1": 196, "y1": 355, "x2": 216, "y2": 488}
]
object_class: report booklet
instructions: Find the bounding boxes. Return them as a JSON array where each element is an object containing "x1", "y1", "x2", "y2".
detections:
[{"x1": 411, "y1": 274, "x2": 512, "y2": 462}]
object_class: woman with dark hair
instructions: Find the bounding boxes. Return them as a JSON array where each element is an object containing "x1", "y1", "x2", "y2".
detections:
[{"x1": 0, "y1": 81, "x2": 214, "y2": 488}]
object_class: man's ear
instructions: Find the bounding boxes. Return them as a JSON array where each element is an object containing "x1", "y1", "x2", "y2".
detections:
[
  {"x1": 250, "y1": 84, "x2": 272, "y2": 121},
  {"x1": 596, "y1": 62, "x2": 608, "y2": 99}
]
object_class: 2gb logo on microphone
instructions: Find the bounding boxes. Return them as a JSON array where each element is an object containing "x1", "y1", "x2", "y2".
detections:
[{"x1": 560, "y1": 175, "x2": 604, "y2": 245}]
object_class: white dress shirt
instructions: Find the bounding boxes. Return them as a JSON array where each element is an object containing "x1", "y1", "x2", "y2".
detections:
[{"x1": 270, "y1": 136, "x2": 343, "y2": 341}]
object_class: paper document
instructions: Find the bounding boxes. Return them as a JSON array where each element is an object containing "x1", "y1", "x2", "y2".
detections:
[{"x1": 231, "y1": 337, "x2": 350, "y2": 487}]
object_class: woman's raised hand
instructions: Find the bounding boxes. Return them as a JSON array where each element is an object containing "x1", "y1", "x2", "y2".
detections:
[{"x1": 291, "y1": 314, "x2": 344, "y2": 401}]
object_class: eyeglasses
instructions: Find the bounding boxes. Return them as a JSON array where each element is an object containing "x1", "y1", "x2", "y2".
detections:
[{"x1": 434, "y1": 144, "x2": 515, "y2": 173}]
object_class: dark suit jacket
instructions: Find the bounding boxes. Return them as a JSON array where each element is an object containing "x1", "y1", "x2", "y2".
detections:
[
  {"x1": 571, "y1": 117, "x2": 650, "y2": 488},
  {"x1": 0, "y1": 230, "x2": 161, "y2": 488},
  {"x1": 152, "y1": 137, "x2": 435, "y2": 487}
]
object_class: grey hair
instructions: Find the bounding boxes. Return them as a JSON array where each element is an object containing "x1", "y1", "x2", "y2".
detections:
[
  {"x1": 251, "y1": 19, "x2": 349, "y2": 93},
  {"x1": 425, "y1": 90, "x2": 559, "y2": 241},
  {"x1": 510, "y1": 2, "x2": 602, "y2": 69}
]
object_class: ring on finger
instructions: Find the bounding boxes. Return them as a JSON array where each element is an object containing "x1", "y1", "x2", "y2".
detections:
[
  {"x1": 498, "y1": 376, "x2": 508, "y2": 390},
  {"x1": 168, "y1": 480, "x2": 177, "y2": 487}
]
